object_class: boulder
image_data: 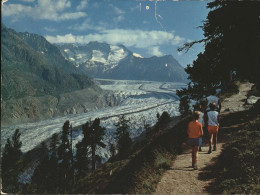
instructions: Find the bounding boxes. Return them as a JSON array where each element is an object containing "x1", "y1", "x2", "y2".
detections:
[{"x1": 247, "y1": 96, "x2": 260, "y2": 105}]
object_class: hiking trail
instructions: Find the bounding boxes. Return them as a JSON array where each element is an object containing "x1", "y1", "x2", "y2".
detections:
[{"x1": 153, "y1": 82, "x2": 254, "y2": 194}]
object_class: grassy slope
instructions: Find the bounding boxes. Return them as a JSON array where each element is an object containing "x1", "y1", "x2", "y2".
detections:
[
  {"x1": 75, "y1": 116, "x2": 191, "y2": 194},
  {"x1": 197, "y1": 83, "x2": 260, "y2": 194},
  {"x1": 218, "y1": 115, "x2": 260, "y2": 193},
  {"x1": 203, "y1": 90, "x2": 260, "y2": 194}
]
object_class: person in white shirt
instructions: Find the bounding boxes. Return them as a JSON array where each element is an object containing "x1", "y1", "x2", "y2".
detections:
[
  {"x1": 205, "y1": 94, "x2": 222, "y2": 113},
  {"x1": 205, "y1": 103, "x2": 220, "y2": 154}
]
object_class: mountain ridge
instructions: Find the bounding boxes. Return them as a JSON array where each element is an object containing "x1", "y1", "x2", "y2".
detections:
[
  {"x1": 1, "y1": 24, "x2": 105, "y2": 127},
  {"x1": 56, "y1": 42, "x2": 188, "y2": 82}
]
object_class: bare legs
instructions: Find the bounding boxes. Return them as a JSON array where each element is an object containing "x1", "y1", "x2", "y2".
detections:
[
  {"x1": 192, "y1": 146, "x2": 199, "y2": 169},
  {"x1": 208, "y1": 133, "x2": 217, "y2": 153},
  {"x1": 213, "y1": 133, "x2": 217, "y2": 150}
]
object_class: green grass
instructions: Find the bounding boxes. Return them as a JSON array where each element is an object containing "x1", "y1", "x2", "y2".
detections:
[
  {"x1": 202, "y1": 100, "x2": 260, "y2": 194},
  {"x1": 217, "y1": 116, "x2": 260, "y2": 194}
]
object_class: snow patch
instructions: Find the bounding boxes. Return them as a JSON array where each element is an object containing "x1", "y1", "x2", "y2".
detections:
[
  {"x1": 133, "y1": 53, "x2": 144, "y2": 58},
  {"x1": 76, "y1": 54, "x2": 86, "y2": 59},
  {"x1": 91, "y1": 50, "x2": 107, "y2": 64}
]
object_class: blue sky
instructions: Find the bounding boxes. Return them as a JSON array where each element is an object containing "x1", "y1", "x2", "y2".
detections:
[{"x1": 2, "y1": 0, "x2": 210, "y2": 67}]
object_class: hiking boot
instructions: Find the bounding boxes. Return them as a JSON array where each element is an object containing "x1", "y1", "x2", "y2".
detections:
[
  {"x1": 213, "y1": 145, "x2": 217, "y2": 151},
  {"x1": 199, "y1": 146, "x2": 202, "y2": 152},
  {"x1": 194, "y1": 164, "x2": 198, "y2": 170},
  {"x1": 208, "y1": 148, "x2": 212, "y2": 154}
]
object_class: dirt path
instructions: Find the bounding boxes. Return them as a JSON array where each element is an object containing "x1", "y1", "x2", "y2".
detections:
[{"x1": 153, "y1": 82, "x2": 253, "y2": 194}]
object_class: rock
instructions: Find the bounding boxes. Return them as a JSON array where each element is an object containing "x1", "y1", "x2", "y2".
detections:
[{"x1": 247, "y1": 96, "x2": 260, "y2": 105}]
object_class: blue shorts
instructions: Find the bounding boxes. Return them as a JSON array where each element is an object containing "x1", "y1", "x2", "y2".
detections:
[{"x1": 187, "y1": 138, "x2": 202, "y2": 147}]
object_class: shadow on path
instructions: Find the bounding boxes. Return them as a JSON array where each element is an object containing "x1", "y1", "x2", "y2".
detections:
[{"x1": 198, "y1": 109, "x2": 254, "y2": 194}]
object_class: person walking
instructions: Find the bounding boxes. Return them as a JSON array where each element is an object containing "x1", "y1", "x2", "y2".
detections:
[
  {"x1": 194, "y1": 104, "x2": 205, "y2": 152},
  {"x1": 198, "y1": 104, "x2": 206, "y2": 152},
  {"x1": 205, "y1": 93, "x2": 222, "y2": 113},
  {"x1": 206, "y1": 103, "x2": 220, "y2": 154},
  {"x1": 187, "y1": 111, "x2": 203, "y2": 170}
]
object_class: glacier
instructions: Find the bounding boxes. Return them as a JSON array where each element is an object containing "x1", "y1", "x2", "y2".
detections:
[{"x1": 1, "y1": 79, "x2": 186, "y2": 162}]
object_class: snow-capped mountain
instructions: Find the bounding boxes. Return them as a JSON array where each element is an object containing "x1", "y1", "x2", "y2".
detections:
[
  {"x1": 57, "y1": 42, "x2": 130, "y2": 71},
  {"x1": 56, "y1": 42, "x2": 188, "y2": 83}
]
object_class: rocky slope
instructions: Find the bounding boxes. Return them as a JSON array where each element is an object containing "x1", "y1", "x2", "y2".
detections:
[{"x1": 1, "y1": 24, "x2": 105, "y2": 127}]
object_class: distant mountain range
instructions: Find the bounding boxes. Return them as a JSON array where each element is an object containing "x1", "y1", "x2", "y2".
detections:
[
  {"x1": 1, "y1": 24, "x2": 187, "y2": 126},
  {"x1": 1, "y1": 24, "x2": 105, "y2": 127},
  {"x1": 57, "y1": 42, "x2": 188, "y2": 82}
]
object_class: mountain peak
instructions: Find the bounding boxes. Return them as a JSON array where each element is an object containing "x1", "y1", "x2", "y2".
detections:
[{"x1": 56, "y1": 41, "x2": 187, "y2": 82}]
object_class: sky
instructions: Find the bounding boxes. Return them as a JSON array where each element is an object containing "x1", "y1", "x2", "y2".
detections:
[{"x1": 2, "y1": 0, "x2": 211, "y2": 67}]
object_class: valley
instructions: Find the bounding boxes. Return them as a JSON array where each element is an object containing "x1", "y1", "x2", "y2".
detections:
[{"x1": 1, "y1": 79, "x2": 186, "y2": 164}]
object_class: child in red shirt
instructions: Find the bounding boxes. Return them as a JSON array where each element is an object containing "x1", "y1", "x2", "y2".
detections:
[{"x1": 187, "y1": 111, "x2": 203, "y2": 170}]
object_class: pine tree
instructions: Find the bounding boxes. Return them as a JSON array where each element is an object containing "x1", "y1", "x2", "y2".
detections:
[
  {"x1": 31, "y1": 142, "x2": 50, "y2": 193},
  {"x1": 178, "y1": 1, "x2": 260, "y2": 98},
  {"x1": 87, "y1": 118, "x2": 106, "y2": 170},
  {"x1": 179, "y1": 96, "x2": 191, "y2": 117},
  {"x1": 158, "y1": 111, "x2": 171, "y2": 125},
  {"x1": 50, "y1": 133, "x2": 58, "y2": 161},
  {"x1": 115, "y1": 115, "x2": 132, "y2": 159},
  {"x1": 30, "y1": 134, "x2": 60, "y2": 193},
  {"x1": 57, "y1": 120, "x2": 73, "y2": 192},
  {"x1": 48, "y1": 133, "x2": 59, "y2": 192},
  {"x1": 109, "y1": 143, "x2": 116, "y2": 158},
  {"x1": 75, "y1": 121, "x2": 90, "y2": 178},
  {"x1": 75, "y1": 118, "x2": 106, "y2": 173},
  {"x1": 1, "y1": 129, "x2": 23, "y2": 193}
]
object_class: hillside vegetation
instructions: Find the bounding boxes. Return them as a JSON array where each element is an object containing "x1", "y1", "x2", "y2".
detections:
[
  {"x1": 203, "y1": 93, "x2": 260, "y2": 194},
  {"x1": 74, "y1": 86, "x2": 260, "y2": 194},
  {"x1": 1, "y1": 24, "x2": 105, "y2": 126},
  {"x1": 74, "y1": 115, "x2": 189, "y2": 194}
]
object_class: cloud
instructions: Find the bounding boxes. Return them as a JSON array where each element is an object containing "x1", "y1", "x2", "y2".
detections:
[
  {"x1": 2, "y1": 4, "x2": 33, "y2": 17},
  {"x1": 92, "y1": 2, "x2": 100, "y2": 8},
  {"x1": 130, "y1": 4, "x2": 140, "y2": 12},
  {"x1": 148, "y1": 47, "x2": 164, "y2": 57},
  {"x1": 44, "y1": 27, "x2": 56, "y2": 32},
  {"x1": 20, "y1": 0, "x2": 35, "y2": 2},
  {"x1": 109, "y1": 4, "x2": 125, "y2": 15},
  {"x1": 113, "y1": 15, "x2": 125, "y2": 23},
  {"x1": 3, "y1": 0, "x2": 87, "y2": 21},
  {"x1": 21, "y1": 0, "x2": 35, "y2": 2},
  {"x1": 45, "y1": 29, "x2": 186, "y2": 49},
  {"x1": 143, "y1": 20, "x2": 150, "y2": 24},
  {"x1": 46, "y1": 33, "x2": 77, "y2": 43},
  {"x1": 172, "y1": 35, "x2": 185, "y2": 45},
  {"x1": 76, "y1": 0, "x2": 88, "y2": 11},
  {"x1": 69, "y1": 19, "x2": 105, "y2": 31}
]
